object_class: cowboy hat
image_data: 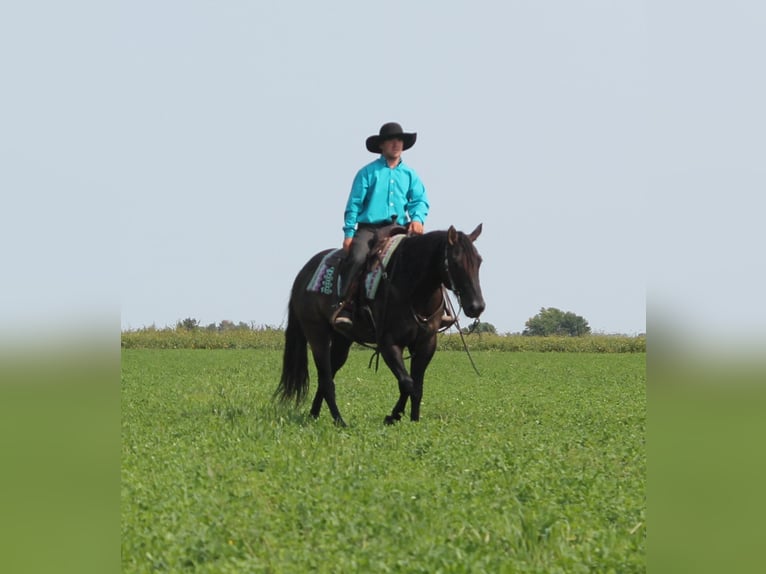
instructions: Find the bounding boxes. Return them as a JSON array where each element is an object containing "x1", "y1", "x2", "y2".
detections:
[{"x1": 365, "y1": 122, "x2": 417, "y2": 153}]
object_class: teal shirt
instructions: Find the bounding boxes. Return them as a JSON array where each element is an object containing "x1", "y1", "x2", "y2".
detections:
[{"x1": 343, "y1": 156, "x2": 430, "y2": 238}]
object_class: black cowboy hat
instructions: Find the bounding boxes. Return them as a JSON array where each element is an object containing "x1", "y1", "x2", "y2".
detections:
[{"x1": 365, "y1": 122, "x2": 417, "y2": 153}]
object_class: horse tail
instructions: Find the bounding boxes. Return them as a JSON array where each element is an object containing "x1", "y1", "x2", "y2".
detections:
[{"x1": 276, "y1": 300, "x2": 309, "y2": 405}]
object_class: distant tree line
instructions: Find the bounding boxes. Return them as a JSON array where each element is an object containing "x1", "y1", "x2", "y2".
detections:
[
  {"x1": 172, "y1": 307, "x2": 597, "y2": 338},
  {"x1": 177, "y1": 318, "x2": 276, "y2": 332}
]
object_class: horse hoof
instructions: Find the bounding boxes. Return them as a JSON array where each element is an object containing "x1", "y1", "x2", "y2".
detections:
[
  {"x1": 384, "y1": 414, "x2": 401, "y2": 425},
  {"x1": 334, "y1": 417, "x2": 347, "y2": 428}
]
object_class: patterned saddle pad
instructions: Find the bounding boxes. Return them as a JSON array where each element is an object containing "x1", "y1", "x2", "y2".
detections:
[{"x1": 306, "y1": 249, "x2": 344, "y2": 296}]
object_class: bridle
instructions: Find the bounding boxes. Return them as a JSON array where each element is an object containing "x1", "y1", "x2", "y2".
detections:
[{"x1": 443, "y1": 242, "x2": 459, "y2": 297}]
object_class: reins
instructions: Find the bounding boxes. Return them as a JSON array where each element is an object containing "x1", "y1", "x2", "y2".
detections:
[{"x1": 438, "y1": 288, "x2": 482, "y2": 377}]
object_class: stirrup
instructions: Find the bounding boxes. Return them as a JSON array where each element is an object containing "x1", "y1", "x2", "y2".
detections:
[
  {"x1": 332, "y1": 303, "x2": 354, "y2": 327},
  {"x1": 439, "y1": 312, "x2": 456, "y2": 329}
]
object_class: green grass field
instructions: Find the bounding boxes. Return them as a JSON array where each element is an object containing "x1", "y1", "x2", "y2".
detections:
[{"x1": 121, "y1": 349, "x2": 645, "y2": 573}]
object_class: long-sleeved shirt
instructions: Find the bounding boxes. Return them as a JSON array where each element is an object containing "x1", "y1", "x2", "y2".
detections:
[{"x1": 343, "y1": 156, "x2": 429, "y2": 238}]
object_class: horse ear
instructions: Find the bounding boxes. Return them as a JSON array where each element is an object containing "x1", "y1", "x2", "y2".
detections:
[
  {"x1": 448, "y1": 225, "x2": 458, "y2": 245},
  {"x1": 468, "y1": 223, "x2": 483, "y2": 242}
]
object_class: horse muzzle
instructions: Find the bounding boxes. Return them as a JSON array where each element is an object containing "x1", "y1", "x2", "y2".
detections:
[{"x1": 463, "y1": 298, "x2": 485, "y2": 318}]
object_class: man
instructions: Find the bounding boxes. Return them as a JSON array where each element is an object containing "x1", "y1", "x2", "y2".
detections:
[{"x1": 334, "y1": 122, "x2": 430, "y2": 327}]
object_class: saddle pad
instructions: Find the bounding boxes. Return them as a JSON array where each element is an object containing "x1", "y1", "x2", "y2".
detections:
[
  {"x1": 306, "y1": 249, "x2": 344, "y2": 295},
  {"x1": 364, "y1": 234, "x2": 406, "y2": 300}
]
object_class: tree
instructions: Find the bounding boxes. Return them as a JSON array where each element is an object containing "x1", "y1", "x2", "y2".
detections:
[
  {"x1": 178, "y1": 317, "x2": 199, "y2": 330},
  {"x1": 462, "y1": 321, "x2": 497, "y2": 334},
  {"x1": 523, "y1": 307, "x2": 591, "y2": 337}
]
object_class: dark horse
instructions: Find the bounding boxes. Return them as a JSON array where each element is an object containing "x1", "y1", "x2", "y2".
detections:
[{"x1": 276, "y1": 224, "x2": 485, "y2": 426}]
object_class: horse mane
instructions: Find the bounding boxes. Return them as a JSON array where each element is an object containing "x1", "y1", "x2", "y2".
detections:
[{"x1": 387, "y1": 230, "x2": 449, "y2": 294}]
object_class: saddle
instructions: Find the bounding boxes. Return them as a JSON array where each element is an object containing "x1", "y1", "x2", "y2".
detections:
[
  {"x1": 369, "y1": 222, "x2": 408, "y2": 247},
  {"x1": 306, "y1": 224, "x2": 408, "y2": 300},
  {"x1": 363, "y1": 229, "x2": 406, "y2": 300}
]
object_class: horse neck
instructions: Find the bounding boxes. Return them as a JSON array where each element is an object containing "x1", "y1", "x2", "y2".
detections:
[{"x1": 393, "y1": 232, "x2": 446, "y2": 297}]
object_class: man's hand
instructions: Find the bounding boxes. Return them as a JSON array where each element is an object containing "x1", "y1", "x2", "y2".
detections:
[
  {"x1": 342, "y1": 237, "x2": 353, "y2": 252},
  {"x1": 408, "y1": 221, "x2": 424, "y2": 235}
]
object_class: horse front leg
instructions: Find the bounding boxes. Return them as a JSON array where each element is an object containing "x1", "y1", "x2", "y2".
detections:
[
  {"x1": 379, "y1": 344, "x2": 413, "y2": 424},
  {"x1": 408, "y1": 336, "x2": 437, "y2": 422},
  {"x1": 385, "y1": 388, "x2": 409, "y2": 425}
]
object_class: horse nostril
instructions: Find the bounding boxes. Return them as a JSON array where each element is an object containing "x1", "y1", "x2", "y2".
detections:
[{"x1": 465, "y1": 301, "x2": 485, "y2": 318}]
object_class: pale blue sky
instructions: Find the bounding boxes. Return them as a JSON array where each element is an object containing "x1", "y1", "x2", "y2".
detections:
[
  {"x1": 2, "y1": 1, "x2": 764, "y2": 339},
  {"x1": 118, "y1": 0, "x2": 647, "y2": 335}
]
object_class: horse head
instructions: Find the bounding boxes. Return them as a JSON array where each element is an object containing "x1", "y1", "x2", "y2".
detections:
[{"x1": 445, "y1": 224, "x2": 486, "y2": 318}]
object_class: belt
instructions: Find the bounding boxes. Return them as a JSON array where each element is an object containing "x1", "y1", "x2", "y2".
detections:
[{"x1": 359, "y1": 220, "x2": 398, "y2": 229}]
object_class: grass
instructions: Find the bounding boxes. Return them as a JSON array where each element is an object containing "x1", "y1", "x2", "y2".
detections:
[{"x1": 121, "y1": 349, "x2": 645, "y2": 573}]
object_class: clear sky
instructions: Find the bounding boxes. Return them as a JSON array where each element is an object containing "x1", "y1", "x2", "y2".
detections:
[
  {"x1": 2, "y1": 1, "x2": 764, "y2": 340},
  {"x1": 117, "y1": 0, "x2": 649, "y2": 334}
]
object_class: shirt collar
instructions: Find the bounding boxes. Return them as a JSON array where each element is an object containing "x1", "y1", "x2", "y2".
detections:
[{"x1": 378, "y1": 155, "x2": 403, "y2": 169}]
